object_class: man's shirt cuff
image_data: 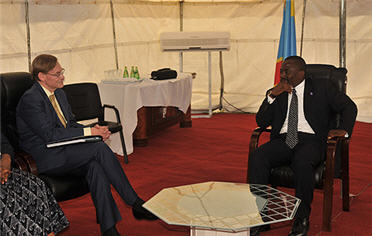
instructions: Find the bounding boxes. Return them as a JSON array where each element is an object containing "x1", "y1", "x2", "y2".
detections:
[
  {"x1": 84, "y1": 127, "x2": 92, "y2": 136},
  {"x1": 267, "y1": 95, "x2": 275, "y2": 104}
]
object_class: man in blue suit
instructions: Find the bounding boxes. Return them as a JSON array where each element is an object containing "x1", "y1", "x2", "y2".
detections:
[
  {"x1": 16, "y1": 54, "x2": 157, "y2": 236},
  {"x1": 249, "y1": 56, "x2": 357, "y2": 236}
]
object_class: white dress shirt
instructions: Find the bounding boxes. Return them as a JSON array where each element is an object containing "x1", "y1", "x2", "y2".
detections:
[{"x1": 267, "y1": 80, "x2": 315, "y2": 134}]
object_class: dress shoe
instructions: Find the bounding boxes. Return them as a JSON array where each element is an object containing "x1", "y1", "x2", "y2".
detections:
[
  {"x1": 250, "y1": 224, "x2": 271, "y2": 236},
  {"x1": 132, "y1": 198, "x2": 158, "y2": 221},
  {"x1": 102, "y1": 225, "x2": 120, "y2": 236},
  {"x1": 288, "y1": 217, "x2": 309, "y2": 236}
]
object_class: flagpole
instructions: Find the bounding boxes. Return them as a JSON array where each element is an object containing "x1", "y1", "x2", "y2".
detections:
[
  {"x1": 179, "y1": 0, "x2": 184, "y2": 73},
  {"x1": 25, "y1": 0, "x2": 31, "y2": 71},
  {"x1": 109, "y1": 0, "x2": 119, "y2": 70},
  {"x1": 300, "y1": 0, "x2": 307, "y2": 57}
]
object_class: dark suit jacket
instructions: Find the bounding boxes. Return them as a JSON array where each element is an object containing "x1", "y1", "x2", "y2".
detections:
[
  {"x1": 16, "y1": 82, "x2": 85, "y2": 173},
  {"x1": 256, "y1": 74, "x2": 357, "y2": 142}
]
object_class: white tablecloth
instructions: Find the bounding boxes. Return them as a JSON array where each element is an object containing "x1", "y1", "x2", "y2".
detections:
[{"x1": 98, "y1": 73, "x2": 193, "y2": 155}]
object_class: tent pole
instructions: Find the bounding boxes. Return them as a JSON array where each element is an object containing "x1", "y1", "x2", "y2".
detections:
[
  {"x1": 300, "y1": 0, "x2": 307, "y2": 57},
  {"x1": 218, "y1": 51, "x2": 224, "y2": 111},
  {"x1": 25, "y1": 0, "x2": 31, "y2": 71},
  {"x1": 179, "y1": 0, "x2": 184, "y2": 73},
  {"x1": 110, "y1": 0, "x2": 119, "y2": 70},
  {"x1": 339, "y1": 0, "x2": 346, "y2": 68}
]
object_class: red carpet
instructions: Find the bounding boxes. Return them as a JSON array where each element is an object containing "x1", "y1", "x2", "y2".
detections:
[{"x1": 59, "y1": 113, "x2": 372, "y2": 236}]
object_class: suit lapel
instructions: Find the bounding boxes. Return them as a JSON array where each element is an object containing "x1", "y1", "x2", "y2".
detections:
[
  {"x1": 55, "y1": 90, "x2": 69, "y2": 127},
  {"x1": 35, "y1": 83, "x2": 56, "y2": 117},
  {"x1": 36, "y1": 83, "x2": 67, "y2": 128},
  {"x1": 35, "y1": 82, "x2": 50, "y2": 102},
  {"x1": 303, "y1": 76, "x2": 315, "y2": 118}
]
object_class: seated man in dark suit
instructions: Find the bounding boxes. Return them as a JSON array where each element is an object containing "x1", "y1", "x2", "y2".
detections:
[
  {"x1": 16, "y1": 54, "x2": 157, "y2": 236},
  {"x1": 248, "y1": 56, "x2": 357, "y2": 236}
]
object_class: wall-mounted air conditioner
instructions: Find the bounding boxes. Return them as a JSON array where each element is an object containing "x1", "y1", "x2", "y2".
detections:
[{"x1": 160, "y1": 31, "x2": 230, "y2": 51}]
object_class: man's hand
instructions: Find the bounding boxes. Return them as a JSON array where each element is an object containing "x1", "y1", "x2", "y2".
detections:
[
  {"x1": 0, "y1": 154, "x2": 12, "y2": 184},
  {"x1": 328, "y1": 129, "x2": 348, "y2": 139},
  {"x1": 270, "y1": 78, "x2": 293, "y2": 97},
  {"x1": 91, "y1": 124, "x2": 111, "y2": 141}
]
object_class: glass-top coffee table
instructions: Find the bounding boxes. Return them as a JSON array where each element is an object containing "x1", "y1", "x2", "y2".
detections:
[{"x1": 144, "y1": 181, "x2": 300, "y2": 236}]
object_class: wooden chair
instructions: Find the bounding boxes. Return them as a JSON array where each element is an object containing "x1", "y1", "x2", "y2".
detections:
[
  {"x1": 246, "y1": 64, "x2": 351, "y2": 231},
  {"x1": 1, "y1": 72, "x2": 90, "y2": 202}
]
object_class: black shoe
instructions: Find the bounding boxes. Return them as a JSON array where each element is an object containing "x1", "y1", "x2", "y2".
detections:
[
  {"x1": 250, "y1": 224, "x2": 271, "y2": 236},
  {"x1": 132, "y1": 198, "x2": 158, "y2": 221},
  {"x1": 102, "y1": 225, "x2": 120, "y2": 236},
  {"x1": 288, "y1": 217, "x2": 309, "y2": 236}
]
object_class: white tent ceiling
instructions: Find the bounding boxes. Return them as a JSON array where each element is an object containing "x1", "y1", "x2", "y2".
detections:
[{"x1": 1, "y1": 0, "x2": 371, "y2": 122}]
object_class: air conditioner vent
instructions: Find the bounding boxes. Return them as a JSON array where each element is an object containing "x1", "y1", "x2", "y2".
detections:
[{"x1": 160, "y1": 31, "x2": 230, "y2": 51}]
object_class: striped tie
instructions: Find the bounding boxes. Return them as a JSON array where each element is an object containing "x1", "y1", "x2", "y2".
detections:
[
  {"x1": 49, "y1": 94, "x2": 67, "y2": 128},
  {"x1": 285, "y1": 89, "x2": 298, "y2": 149}
]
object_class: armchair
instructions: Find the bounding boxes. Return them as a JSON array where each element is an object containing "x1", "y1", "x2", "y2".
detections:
[
  {"x1": 247, "y1": 64, "x2": 351, "y2": 231},
  {"x1": 1, "y1": 72, "x2": 89, "y2": 202},
  {"x1": 62, "y1": 82, "x2": 128, "y2": 164}
]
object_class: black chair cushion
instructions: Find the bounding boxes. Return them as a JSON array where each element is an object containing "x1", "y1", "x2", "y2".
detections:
[
  {"x1": 1, "y1": 72, "x2": 34, "y2": 150},
  {"x1": 270, "y1": 164, "x2": 325, "y2": 189},
  {"x1": 38, "y1": 174, "x2": 89, "y2": 202},
  {"x1": 306, "y1": 64, "x2": 346, "y2": 93},
  {"x1": 62, "y1": 83, "x2": 103, "y2": 121}
]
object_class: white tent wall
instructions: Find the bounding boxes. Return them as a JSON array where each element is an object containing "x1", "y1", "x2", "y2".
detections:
[
  {"x1": 29, "y1": 2, "x2": 116, "y2": 84},
  {"x1": 0, "y1": 0, "x2": 371, "y2": 122},
  {"x1": 114, "y1": 2, "x2": 180, "y2": 77},
  {"x1": 182, "y1": 1, "x2": 285, "y2": 112},
  {"x1": 302, "y1": 0, "x2": 372, "y2": 122},
  {"x1": 0, "y1": 2, "x2": 29, "y2": 72}
]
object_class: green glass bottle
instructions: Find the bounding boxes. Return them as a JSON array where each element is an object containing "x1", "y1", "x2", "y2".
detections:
[
  {"x1": 123, "y1": 66, "x2": 129, "y2": 78},
  {"x1": 130, "y1": 66, "x2": 135, "y2": 78},
  {"x1": 134, "y1": 66, "x2": 140, "y2": 80}
]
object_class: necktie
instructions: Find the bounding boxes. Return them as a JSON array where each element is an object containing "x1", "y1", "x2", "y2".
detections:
[
  {"x1": 49, "y1": 94, "x2": 67, "y2": 128},
  {"x1": 285, "y1": 89, "x2": 298, "y2": 149}
]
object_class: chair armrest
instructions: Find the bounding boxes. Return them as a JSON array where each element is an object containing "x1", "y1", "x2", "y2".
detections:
[
  {"x1": 325, "y1": 132, "x2": 348, "y2": 164},
  {"x1": 14, "y1": 151, "x2": 38, "y2": 175},
  {"x1": 102, "y1": 104, "x2": 122, "y2": 124},
  {"x1": 247, "y1": 127, "x2": 271, "y2": 183},
  {"x1": 249, "y1": 127, "x2": 272, "y2": 158},
  {"x1": 324, "y1": 133, "x2": 349, "y2": 189}
]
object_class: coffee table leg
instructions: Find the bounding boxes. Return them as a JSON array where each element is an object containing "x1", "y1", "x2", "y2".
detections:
[{"x1": 190, "y1": 227, "x2": 250, "y2": 236}]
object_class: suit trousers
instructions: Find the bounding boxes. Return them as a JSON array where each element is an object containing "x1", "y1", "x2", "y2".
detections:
[
  {"x1": 248, "y1": 133, "x2": 324, "y2": 219},
  {"x1": 42, "y1": 142, "x2": 138, "y2": 232}
]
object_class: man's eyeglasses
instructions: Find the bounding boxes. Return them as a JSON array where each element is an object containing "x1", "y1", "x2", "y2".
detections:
[{"x1": 47, "y1": 69, "x2": 65, "y2": 78}]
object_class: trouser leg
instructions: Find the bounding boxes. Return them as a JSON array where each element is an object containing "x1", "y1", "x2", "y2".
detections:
[
  {"x1": 41, "y1": 142, "x2": 140, "y2": 231},
  {"x1": 91, "y1": 142, "x2": 139, "y2": 206},
  {"x1": 291, "y1": 139, "x2": 323, "y2": 219},
  {"x1": 85, "y1": 160, "x2": 122, "y2": 233},
  {"x1": 249, "y1": 138, "x2": 292, "y2": 184},
  {"x1": 46, "y1": 142, "x2": 139, "y2": 205}
]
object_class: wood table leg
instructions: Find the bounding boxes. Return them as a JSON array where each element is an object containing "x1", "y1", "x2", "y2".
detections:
[
  {"x1": 133, "y1": 107, "x2": 148, "y2": 146},
  {"x1": 180, "y1": 106, "x2": 192, "y2": 128}
]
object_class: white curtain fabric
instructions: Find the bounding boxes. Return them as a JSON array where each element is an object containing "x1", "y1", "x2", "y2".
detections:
[{"x1": 1, "y1": 0, "x2": 371, "y2": 122}]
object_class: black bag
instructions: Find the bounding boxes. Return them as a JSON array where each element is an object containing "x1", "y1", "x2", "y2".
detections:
[{"x1": 151, "y1": 68, "x2": 177, "y2": 80}]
